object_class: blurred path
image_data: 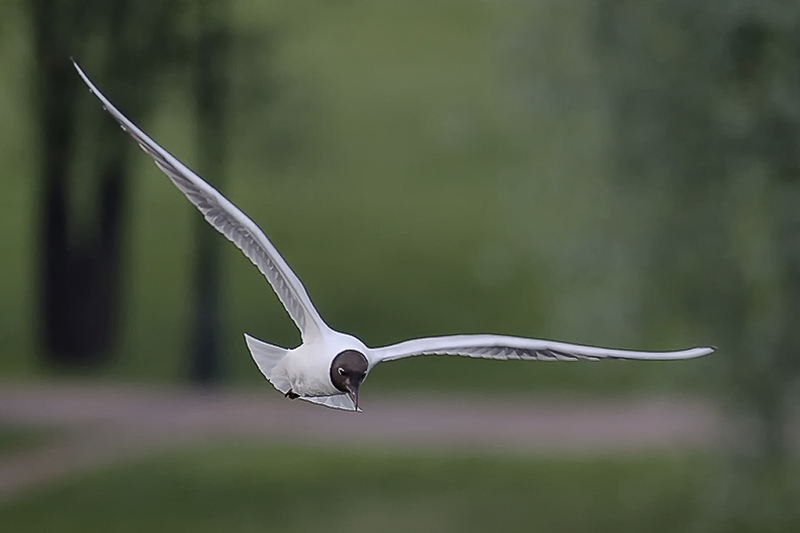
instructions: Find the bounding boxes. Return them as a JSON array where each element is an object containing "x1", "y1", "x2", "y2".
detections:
[{"x1": 0, "y1": 381, "x2": 721, "y2": 503}]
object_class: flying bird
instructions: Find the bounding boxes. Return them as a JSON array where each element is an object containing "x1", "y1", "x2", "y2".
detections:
[{"x1": 73, "y1": 60, "x2": 714, "y2": 412}]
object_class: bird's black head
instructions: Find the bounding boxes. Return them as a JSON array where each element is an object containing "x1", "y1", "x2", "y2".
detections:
[{"x1": 330, "y1": 350, "x2": 368, "y2": 410}]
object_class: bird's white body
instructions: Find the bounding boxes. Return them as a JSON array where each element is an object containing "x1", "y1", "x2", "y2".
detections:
[
  {"x1": 277, "y1": 343, "x2": 337, "y2": 398},
  {"x1": 276, "y1": 331, "x2": 369, "y2": 397},
  {"x1": 73, "y1": 60, "x2": 715, "y2": 412},
  {"x1": 245, "y1": 329, "x2": 372, "y2": 410}
]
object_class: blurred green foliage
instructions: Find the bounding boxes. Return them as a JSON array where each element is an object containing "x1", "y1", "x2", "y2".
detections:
[
  {"x1": 596, "y1": 0, "x2": 800, "y2": 528},
  {"x1": 596, "y1": 0, "x2": 800, "y2": 431},
  {"x1": 0, "y1": 444, "x2": 716, "y2": 533},
  {"x1": 0, "y1": 0, "x2": 713, "y2": 392}
]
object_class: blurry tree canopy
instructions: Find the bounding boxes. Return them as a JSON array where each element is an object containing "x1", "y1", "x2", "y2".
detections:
[{"x1": 595, "y1": 0, "x2": 800, "y2": 529}]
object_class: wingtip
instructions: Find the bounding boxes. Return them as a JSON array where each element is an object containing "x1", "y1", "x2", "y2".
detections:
[
  {"x1": 693, "y1": 346, "x2": 716, "y2": 357},
  {"x1": 71, "y1": 59, "x2": 92, "y2": 87}
]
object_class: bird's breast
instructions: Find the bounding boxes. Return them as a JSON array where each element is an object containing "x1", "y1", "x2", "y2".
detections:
[{"x1": 283, "y1": 349, "x2": 338, "y2": 397}]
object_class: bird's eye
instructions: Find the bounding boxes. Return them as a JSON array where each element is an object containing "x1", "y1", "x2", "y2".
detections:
[{"x1": 337, "y1": 367, "x2": 346, "y2": 376}]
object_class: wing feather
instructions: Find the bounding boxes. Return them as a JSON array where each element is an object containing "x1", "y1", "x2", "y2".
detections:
[
  {"x1": 301, "y1": 394, "x2": 361, "y2": 412},
  {"x1": 370, "y1": 334, "x2": 714, "y2": 367},
  {"x1": 73, "y1": 61, "x2": 327, "y2": 340}
]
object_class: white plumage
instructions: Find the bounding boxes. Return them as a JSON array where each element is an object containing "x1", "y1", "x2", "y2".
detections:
[{"x1": 73, "y1": 61, "x2": 714, "y2": 412}]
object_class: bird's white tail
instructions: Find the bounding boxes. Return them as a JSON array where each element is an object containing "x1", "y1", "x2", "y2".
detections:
[{"x1": 244, "y1": 334, "x2": 289, "y2": 390}]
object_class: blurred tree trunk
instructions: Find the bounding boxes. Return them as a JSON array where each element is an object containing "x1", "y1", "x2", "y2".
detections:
[
  {"x1": 189, "y1": 0, "x2": 231, "y2": 384},
  {"x1": 28, "y1": 0, "x2": 187, "y2": 366},
  {"x1": 33, "y1": 0, "x2": 127, "y2": 364}
]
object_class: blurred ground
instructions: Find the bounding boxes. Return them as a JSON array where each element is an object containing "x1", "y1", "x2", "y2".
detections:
[
  {"x1": 0, "y1": 443, "x2": 712, "y2": 533},
  {"x1": 0, "y1": 381, "x2": 721, "y2": 503}
]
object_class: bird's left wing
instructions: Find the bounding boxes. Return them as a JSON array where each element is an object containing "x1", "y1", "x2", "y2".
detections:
[
  {"x1": 369, "y1": 334, "x2": 714, "y2": 367},
  {"x1": 72, "y1": 61, "x2": 329, "y2": 341}
]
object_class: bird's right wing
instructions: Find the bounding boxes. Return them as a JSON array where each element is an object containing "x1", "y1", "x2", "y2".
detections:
[
  {"x1": 369, "y1": 334, "x2": 714, "y2": 367},
  {"x1": 73, "y1": 60, "x2": 328, "y2": 341}
]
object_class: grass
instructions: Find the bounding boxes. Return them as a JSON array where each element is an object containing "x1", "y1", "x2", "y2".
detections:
[
  {"x1": 0, "y1": 442, "x2": 712, "y2": 533},
  {"x1": 0, "y1": 426, "x2": 56, "y2": 456},
  {"x1": 0, "y1": 0, "x2": 714, "y2": 391}
]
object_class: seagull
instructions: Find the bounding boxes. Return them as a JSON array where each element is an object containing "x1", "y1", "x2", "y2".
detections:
[{"x1": 73, "y1": 60, "x2": 714, "y2": 412}]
